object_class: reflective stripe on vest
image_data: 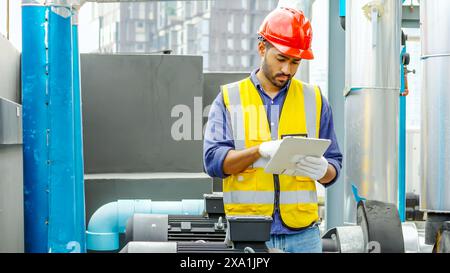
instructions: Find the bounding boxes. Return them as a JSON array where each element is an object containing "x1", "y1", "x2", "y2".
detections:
[
  {"x1": 279, "y1": 190, "x2": 318, "y2": 204},
  {"x1": 223, "y1": 82, "x2": 246, "y2": 150},
  {"x1": 223, "y1": 191, "x2": 274, "y2": 204},
  {"x1": 223, "y1": 190, "x2": 317, "y2": 205}
]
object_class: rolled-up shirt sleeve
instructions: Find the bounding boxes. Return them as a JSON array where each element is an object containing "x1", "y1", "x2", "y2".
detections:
[
  {"x1": 203, "y1": 91, "x2": 235, "y2": 179},
  {"x1": 319, "y1": 94, "x2": 343, "y2": 188}
]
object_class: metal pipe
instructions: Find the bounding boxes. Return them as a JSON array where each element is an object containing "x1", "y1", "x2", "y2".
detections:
[
  {"x1": 6, "y1": 0, "x2": 10, "y2": 40},
  {"x1": 86, "y1": 199, "x2": 205, "y2": 251},
  {"x1": 344, "y1": 0, "x2": 402, "y2": 224},
  {"x1": 420, "y1": 0, "x2": 450, "y2": 213},
  {"x1": 325, "y1": 0, "x2": 346, "y2": 231}
]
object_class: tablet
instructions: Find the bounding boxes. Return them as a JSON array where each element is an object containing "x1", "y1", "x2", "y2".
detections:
[{"x1": 264, "y1": 137, "x2": 331, "y2": 176}]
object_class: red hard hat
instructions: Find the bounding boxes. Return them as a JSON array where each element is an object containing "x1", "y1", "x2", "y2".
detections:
[{"x1": 258, "y1": 7, "x2": 314, "y2": 60}]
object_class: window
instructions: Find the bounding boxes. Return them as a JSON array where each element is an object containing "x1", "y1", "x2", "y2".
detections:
[
  {"x1": 136, "y1": 21, "x2": 145, "y2": 32},
  {"x1": 128, "y1": 5, "x2": 132, "y2": 18},
  {"x1": 256, "y1": 0, "x2": 268, "y2": 10},
  {"x1": 170, "y1": 30, "x2": 178, "y2": 48},
  {"x1": 202, "y1": 20, "x2": 209, "y2": 35},
  {"x1": 227, "y1": 55, "x2": 234, "y2": 66},
  {"x1": 241, "y1": 0, "x2": 248, "y2": 9},
  {"x1": 201, "y1": 36, "x2": 209, "y2": 52},
  {"x1": 136, "y1": 33, "x2": 146, "y2": 42},
  {"x1": 139, "y1": 3, "x2": 146, "y2": 19},
  {"x1": 227, "y1": 15, "x2": 234, "y2": 33},
  {"x1": 241, "y1": 39, "x2": 249, "y2": 51},
  {"x1": 227, "y1": 38, "x2": 233, "y2": 50},
  {"x1": 241, "y1": 15, "x2": 249, "y2": 34},
  {"x1": 185, "y1": 2, "x2": 192, "y2": 18},
  {"x1": 187, "y1": 24, "x2": 196, "y2": 40},
  {"x1": 241, "y1": 56, "x2": 250, "y2": 68},
  {"x1": 135, "y1": 43, "x2": 144, "y2": 52}
]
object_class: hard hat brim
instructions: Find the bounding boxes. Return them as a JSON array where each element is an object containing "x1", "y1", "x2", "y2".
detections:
[{"x1": 270, "y1": 40, "x2": 314, "y2": 60}]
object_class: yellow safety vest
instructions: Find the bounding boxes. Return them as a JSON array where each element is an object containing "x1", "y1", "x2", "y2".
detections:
[{"x1": 221, "y1": 77, "x2": 322, "y2": 230}]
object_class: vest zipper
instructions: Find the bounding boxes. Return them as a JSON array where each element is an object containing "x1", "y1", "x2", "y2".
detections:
[{"x1": 273, "y1": 174, "x2": 280, "y2": 216}]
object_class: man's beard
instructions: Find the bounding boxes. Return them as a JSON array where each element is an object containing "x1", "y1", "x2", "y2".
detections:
[{"x1": 262, "y1": 58, "x2": 292, "y2": 89}]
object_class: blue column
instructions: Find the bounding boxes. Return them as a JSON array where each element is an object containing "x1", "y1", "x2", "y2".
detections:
[
  {"x1": 72, "y1": 9, "x2": 87, "y2": 253},
  {"x1": 22, "y1": 4, "x2": 49, "y2": 253},
  {"x1": 22, "y1": 1, "x2": 86, "y2": 253},
  {"x1": 339, "y1": 0, "x2": 346, "y2": 17},
  {"x1": 399, "y1": 46, "x2": 407, "y2": 222}
]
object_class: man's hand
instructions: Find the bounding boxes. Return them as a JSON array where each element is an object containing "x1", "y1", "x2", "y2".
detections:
[
  {"x1": 258, "y1": 140, "x2": 283, "y2": 158},
  {"x1": 295, "y1": 156, "x2": 329, "y2": 181}
]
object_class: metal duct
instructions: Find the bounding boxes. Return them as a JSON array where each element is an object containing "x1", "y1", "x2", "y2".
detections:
[
  {"x1": 344, "y1": 0, "x2": 402, "y2": 224},
  {"x1": 420, "y1": 0, "x2": 450, "y2": 213}
]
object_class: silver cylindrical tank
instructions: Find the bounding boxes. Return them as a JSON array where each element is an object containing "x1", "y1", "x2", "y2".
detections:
[
  {"x1": 344, "y1": 0, "x2": 402, "y2": 224},
  {"x1": 420, "y1": 0, "x2": 450, "y2": 213}
]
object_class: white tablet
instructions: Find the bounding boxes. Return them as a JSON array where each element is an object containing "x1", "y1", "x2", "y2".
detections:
[{"x1": 264, "y1": 137, "x2": 331, "y2": 176}]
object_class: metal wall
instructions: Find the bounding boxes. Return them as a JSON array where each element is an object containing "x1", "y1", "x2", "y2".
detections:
[
  {"x1": 81, "y1": 54, "x2": 204, "y2": 173},
  {"x1": 80, "y1": 54, "x2": 214, "y2": 223},
  {"x1": 0, "y1": 36, "x2": 24, "y2": 253},
  {"x1": 420, "y1": 0, "x2": 450, "y2": 212},
  {"x1": 344, "y1": 0, "x2": 401, "y2": 224}
]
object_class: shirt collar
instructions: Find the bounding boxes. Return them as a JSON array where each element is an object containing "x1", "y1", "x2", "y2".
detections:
[{"x1": 250, "y1": 68, "x2": 290, "y2": 100}]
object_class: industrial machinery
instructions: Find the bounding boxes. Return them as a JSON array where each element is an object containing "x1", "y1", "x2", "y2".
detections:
[
  {"x1": 121, "y1": 216, "x2": 273, "y2": 253},
  {"x1": 124, "y1": 193, "x2": 227, "y2": 245},
  {"x1": 322, "y1": 200, "x2": 409, "y2": 253},
  {"x1": 433, "y1": 222, "x2": 450, "y2": 253}
]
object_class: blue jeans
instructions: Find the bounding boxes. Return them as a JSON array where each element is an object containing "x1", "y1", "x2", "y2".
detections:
[{"x1": 266, "y1": 225, "x2": 322, "y2": 253}]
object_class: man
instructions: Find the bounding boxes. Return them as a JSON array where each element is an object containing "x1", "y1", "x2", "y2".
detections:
[{"x1": 203, "y1": 7, "x2": 342, "y2": 253}]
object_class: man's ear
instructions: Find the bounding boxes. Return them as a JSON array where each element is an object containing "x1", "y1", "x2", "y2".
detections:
[{"x1": 257, "y1": 41, "x2": 266, "y2": 58}]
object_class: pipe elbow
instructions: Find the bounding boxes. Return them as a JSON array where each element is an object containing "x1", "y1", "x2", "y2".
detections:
[
  {"x1": 86, "y1": 201, "x2": 119, "y2": 251},
  {"x1": 85, "y1": 199, "x2": 205, "y2": 251}
]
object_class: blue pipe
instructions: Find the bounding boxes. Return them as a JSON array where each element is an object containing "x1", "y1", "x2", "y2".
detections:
[
  {"x1": 72, "y1": 10, "x2": 87, "y2": 253},
  {"x1": 46, "y1": 5, "x2": 77, "y2": 253},
  {"x1": 22, "y1": 2, "x2": 86, "y2": 252},
  {"x1": 339, "y1": 0, "x2": 346, "y2": 17},
  {"x1": 22, "y1": 5, "x2": 49, "y2": 253},
  {"x1": 86, "y1": 199, "x2": 205, "y2": 251},
  {"x1": 399, "y1": 46, "x2": 407, "y2": 222}
]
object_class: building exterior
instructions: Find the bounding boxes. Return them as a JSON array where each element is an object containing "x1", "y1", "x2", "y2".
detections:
[{"x1": 80, "y1": 0, "x2": 278, "y2": 71}]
